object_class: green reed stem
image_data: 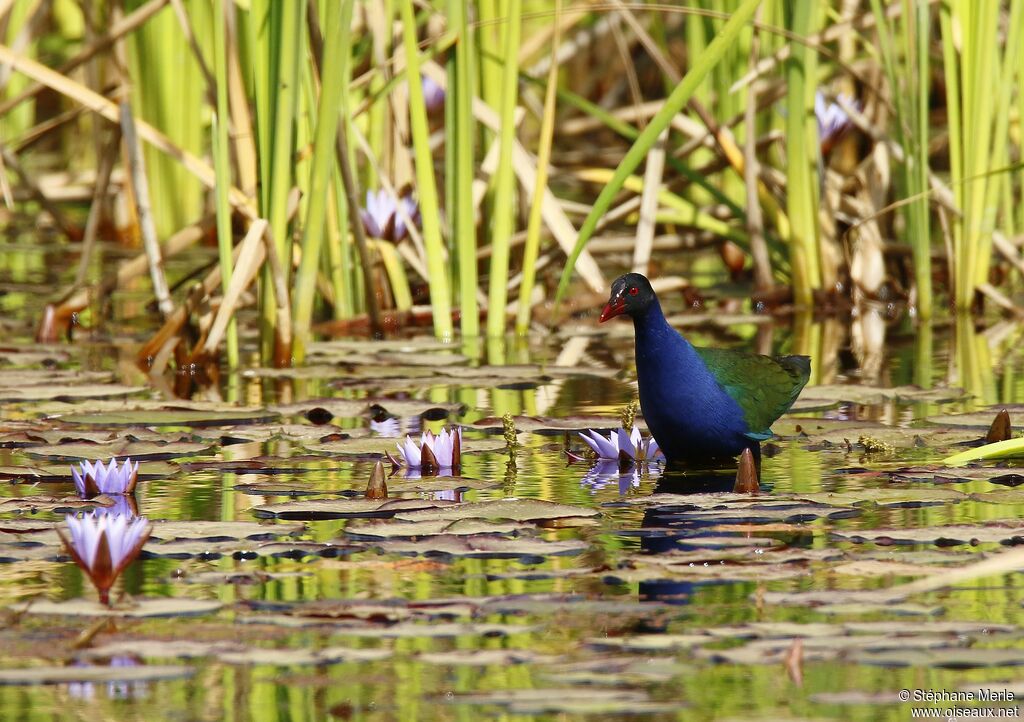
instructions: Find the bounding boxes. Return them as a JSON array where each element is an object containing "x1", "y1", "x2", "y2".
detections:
[
  {"x1": 870, "y1": 0, "x2": 931, "y2": 319},
  {"x1": 449, "y1": 0, "x2": 478, "y2": 337},
  {"x1": 292, "y1": 0, "x2": 347, "y2": 363},
  {"x1": 939, "y1": 4, "x2": 962, "y2": 301},
  {"x1": 401, "y1": 0, "x2": 452, "y2": 338},
  {"x1": 783, "y1": 1, "x2": 821, "y2": 308},
  {"x1": 515, "y1": 0, "x2": 560, "y2": 335},
  {"x1": 212, "y1": 0, "x2": 238, "y2": 367},
  {"x1": 486, "y1": 0, "x2": 521, "y2": 338},
  {"x1": 555, "y1": 0, "x2": 761, "y2": 306}
]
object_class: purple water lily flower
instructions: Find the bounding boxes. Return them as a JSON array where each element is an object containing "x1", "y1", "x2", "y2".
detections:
[
  {"x1": 578, "y1": 426, "x2": 662, "y2": 463},
  {"x1": 421, "y1": 75, "x2": 445, "y2": 113},
  {"x1": 360, "y1": 189, "x2": 420, "y2": 243},
  {"x1": 815, "y1": 90, "x2": 860, "y2": 153},
  {"x1": 71, "y1": 458, "x2": 139, "y2": 498},
  {"x1": 394, "y1": 427, "x2": 462, "y2": 473},
  {"x1": 58, "y1": 512, "x2": 151, "y2": 606}
]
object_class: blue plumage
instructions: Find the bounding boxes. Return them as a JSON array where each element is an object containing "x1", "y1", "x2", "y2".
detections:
[{"x1": 600, "y1": 273, "x2": 810, "y2": 465}]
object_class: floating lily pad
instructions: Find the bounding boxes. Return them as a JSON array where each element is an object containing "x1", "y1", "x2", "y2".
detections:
[
  {"x1": 799, "y1": 488, "x2": 967, "y2": 508},
  {"x1": 853, "y1": 648, "x2": 1024, "y2": 669},
  {"x1": 418, "y1": 650, "x2": 558, "y2": 666},
  {"x1": 304, "y1": 435, "x2": 506, "y2": 456},
  {"x1": 0, "y1": 664, "x2": 193, "y2": 685},
  {"x1": 0, "y1": 494, "x2": 111, "y2": 513},
  {"x1": 241, "y1": 617, "x2": 533, "y2": 638},
  {"x1": 0, "y1": 369, "x2": 113, "y2": 387},
  {"x1": 830, "y1": 523, "x2": 1024, "y2": 545},
  {"x1": 368, "y1": 534, "x2": 589, "y2": 558},
  {"x1": 586, "y1": 634, "x2": 708, "y2": 652},
  {"x1": 24, "y1": 441, "x2": 210, "y2": 461},
  {"x1": 149, "y1": 520, "x2": 305, "y2": 541},
  {"x1": 345, "y1": 517, "x2": 527, "y2": 539},
  {"x1": 801, "y1": 384, "x2": 966, "y2": 405},
  {"x1": 926, "y1": 407, "x2": 1024, "y2": 429},
  {"x1": 471, "y1": 414, "x2": 621, "y2": 433},
  {"x1": 11, "y1": 597, "x2": 223, "y2": 618},
  {"x1": 58, "y1": 408, "x2": 280, "y2": 427},
  {"x1": 391, "y1": 498, "x2": 599, "y2": 524},
  {"x1": 252, "y1": 497, "x2": 453, "y2": 520},
  {"x1": 0, "y1": 384, "x2": 147, "y2": 402},
  {"x1": 449, "y1": 688, "x2": 678, "y2": 714}
]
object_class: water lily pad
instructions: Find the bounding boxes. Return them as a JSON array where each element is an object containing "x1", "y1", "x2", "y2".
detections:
[
  {"x1": 830, "y1": 560, "x2": 940, "y2": 577},
  {"x1": 11, "y1": 597, "x2": 223, "y2": 617},
  {"x1": 418, "y1": 649, "x2": 557, "y2": 666},
  {"x1": 149, "y1": 520, "x2": 305, "y2": 541},
  {"x1": 853, "y1": 648, "x2": 1024, "y2": 669},
  {"x1": 449, "y1": 688, "x2": 678, "y2": 714},
  {"x1": 252, "y1": 497, "x2": 453, "y2": 520},
  {"x1": 0, "y1": 369, "x2": 113, "y2": 387},
  {"x1": 345, "y1": 517, "x2": 527, "y2": 539},
  {"x1": 0, "y1": 664, "x2": 192, "y2": 685},
  {"x1": 586, "y1": 634, "x2": 708, "y2": 652},
  {"x1": 0, "y1": 494, "x2": 112, "y2": 513},
  {"x1": 830, "y1": 523, "x2": 1024, "y2": 545},
  {"x1": 802, "y1": 384, "x2": 966, "y2": 405},
  {"x1": 241, "y1": 617, "x2": 534, "y2": 638},
  {"x1": 697, "y1": 634, "x2": 959, "y2": 665},
  {"x1": 926, "y1": 407, "x2": 1024, "y2": 428},
  {"x1": 369, "y1": 534, "x2": 589, "y2": 558},
  {"x1": 24, "y1": 441, "x2": 210, "y2": 461},
  {"x1": 391, "y1": 498, "x2": 599, "y2": 524},
  {"x1": 304, "y1": 435, "x2": 505, "y2": 456},
  {"x1": 58, "y1": 408, "x2": 279, "y2": 427},
  {"x1": 471, "y1": 414, "x2": 621, "y2": 433},
  {"x1": 799, "y1": 488, "x2": 967, "y2": 508},
  {"x1": 0, "y1": 384, "x2": 146, "y2": 402}
]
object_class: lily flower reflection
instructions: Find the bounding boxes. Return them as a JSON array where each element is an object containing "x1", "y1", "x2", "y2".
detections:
[
  {"x1": 370, "y1": 415, "x2": 422, "y2": 438},
  {"x1": 67, "y1": 656, "x2": 148, "y2": 701},
  {"x1": 579, "y1": 460, "x2": 661, "y2": 496}
]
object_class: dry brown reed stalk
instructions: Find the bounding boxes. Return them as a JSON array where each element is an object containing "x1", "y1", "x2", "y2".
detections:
[
  {"x1": 120, "y1": 101, "x2": 173, "y2": 319},
  {"x1": 74, "y1": 129, "x2": 121, "y2": 287}
]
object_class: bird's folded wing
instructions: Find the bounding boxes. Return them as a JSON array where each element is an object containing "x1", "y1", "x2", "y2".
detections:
[{"x1": 693, "y1": 347, "x2": 811, "y2": 438}]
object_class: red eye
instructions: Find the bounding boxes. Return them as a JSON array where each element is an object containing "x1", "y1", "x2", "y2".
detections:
[{"x1": 628, "y1": 287, "x2": 639, "y2": 296}]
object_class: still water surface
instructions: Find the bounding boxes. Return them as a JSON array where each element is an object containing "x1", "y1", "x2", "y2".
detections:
[{"x1": 3, "y1": 241, "x2": 1024, "y2": 721}]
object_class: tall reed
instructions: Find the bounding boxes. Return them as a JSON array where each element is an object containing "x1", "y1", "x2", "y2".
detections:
[
  {"x1": 556, "y1": 0, "x2": 762, "y2": 305},
  {"x1": 211, "y1": 0, "x2": 238, "y2": 367},
  {"x1": 870, "y1": 0, "x2": 932, "y2": 319},
  {"x1": 782, "y1": 1, "x2": 821, "y2": 308},
  {"x1": 485, "y1": 0, "x2": 522, "y2": 338},
  {"x1": 448, "y1": 0, "x2": 479, "y2": 337},
  {"x1": 291, "y1": 0, "x2": 349, "y2": 363},
  {"x1": 943, "y1": 0, "x2": 1023, "y2": 310},
  {"x1": 401, "y1": 0, "x2": 453, "y2": 338}
]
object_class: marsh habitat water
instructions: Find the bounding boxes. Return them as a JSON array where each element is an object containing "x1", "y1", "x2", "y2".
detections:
[{"x1": 3, "y1": 241, "x2": 1024, "y2": 721}]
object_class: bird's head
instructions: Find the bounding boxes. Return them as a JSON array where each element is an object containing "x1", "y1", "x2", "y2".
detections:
[{"x1": 600, "y1": 273, "x2": 656, "y2": 322}]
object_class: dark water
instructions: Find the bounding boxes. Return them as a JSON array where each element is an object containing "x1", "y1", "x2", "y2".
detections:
[{"x1": 3, "y1": 241, "x2": 1024, "y2": 721}]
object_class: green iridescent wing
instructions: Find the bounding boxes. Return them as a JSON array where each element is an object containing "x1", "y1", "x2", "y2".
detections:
[{"x1": 693, "y1": 347, "x2": 811, "y2": 440}]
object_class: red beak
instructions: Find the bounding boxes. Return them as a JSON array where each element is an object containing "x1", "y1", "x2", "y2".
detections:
[{"x1": 600, "y1": 297, "x2": 625, "y2": 323}]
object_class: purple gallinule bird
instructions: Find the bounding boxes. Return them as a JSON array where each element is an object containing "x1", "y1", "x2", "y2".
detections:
[{"x1": 600, "y1": 273, "x2": 810, "y2": 464}]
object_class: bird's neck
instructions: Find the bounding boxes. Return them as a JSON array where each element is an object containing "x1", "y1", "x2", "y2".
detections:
[{"x1": 631, "y1": 300, "x2": 698, "y2": 365}]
